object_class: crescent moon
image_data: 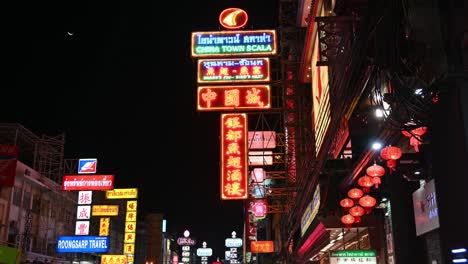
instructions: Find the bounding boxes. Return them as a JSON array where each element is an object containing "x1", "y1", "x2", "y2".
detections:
[{"x1": 67, "y1": 32, "x2": 74, "y2": 36}]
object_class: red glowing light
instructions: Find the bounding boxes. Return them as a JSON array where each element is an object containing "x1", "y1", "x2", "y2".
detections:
[{"x1": 221, "y1": 113, "x2": 248, "y2": 200}]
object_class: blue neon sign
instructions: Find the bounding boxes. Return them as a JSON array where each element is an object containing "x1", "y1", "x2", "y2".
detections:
[{"x1": 56, "y1": 236, "x2": 109, "y2": 253}]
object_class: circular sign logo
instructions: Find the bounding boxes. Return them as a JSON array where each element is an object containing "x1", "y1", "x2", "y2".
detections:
[{"x1": 219, "y1": 8, "x2": 248, "y2": 29}]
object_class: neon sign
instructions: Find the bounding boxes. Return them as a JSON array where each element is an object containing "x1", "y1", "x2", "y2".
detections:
[
  {"x1": 197, "y1": 85, "x2": 270, "y2": 111},
  {"x1": 197, "y1": 58, "x2": 270, "y2": 83},
  {"x1": 219, "y1": 8, "x2": 248, "y2": 29},
  {"x1": 191, "y1": 30, "x2": 277, "y2": 58},
  {"x1": 221, "y1": 113, "x2": 248, "y2": 200}
]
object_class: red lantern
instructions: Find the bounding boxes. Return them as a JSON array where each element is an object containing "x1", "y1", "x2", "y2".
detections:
[
  {"x1": 366, "y1": 163, "x2": 385, "y2": 177},
  {"x1": 358, "y1": 195, "x2": 377, "y2": 214},
  {"x1": 341, "y1": 214, "x2": 355, "y2": 229},
  {"x1": 340, "y1": 198, "x2": 354, "y2": 210},
  {"x1": 380, "y1": 145, "x2": 402, "y2": 171},
  {"x1": 357, "y1": 176, "x2": 374, "y2": 193},
  {"x1": 349, "y1": 205, "x2": 365, "y2": 223},
  {"x1": 402, "y1": 127, "x2": 427, "y2": 152},
  {"x1": 348, "y1": 188, "x2": 364, "y2": 200},
  {"x1": 371, "y1": 176, "x2": 381, "y2": 188}
]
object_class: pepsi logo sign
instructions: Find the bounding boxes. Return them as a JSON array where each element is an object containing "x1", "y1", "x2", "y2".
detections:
[{"x1": 219, "y1": 8, "x2": 248, "y2": 29}]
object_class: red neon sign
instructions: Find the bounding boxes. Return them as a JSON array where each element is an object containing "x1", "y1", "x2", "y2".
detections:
[
  {"x1": 197, "y1": 58, "x2": 270, "y2": 83},
  {"x1": 219, "y1": 8, "x2": 248, "y2": 29},
  {"x1": 251, "y1": 241, "x2": 274, "y2": 253},
  {"x1": 197, "y1": 85, "x2": 270, "y2": 111},
  {"x1": 221, "y1": 113, "x2": 248, "y2": 200},
  {"x1": 62, "y1": 175, "x2": 114, "y2": 191}
]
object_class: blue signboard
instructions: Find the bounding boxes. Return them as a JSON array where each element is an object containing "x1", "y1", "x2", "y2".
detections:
[{"x1": 56, "y1": 236, "x2": 109, "y2": 253}]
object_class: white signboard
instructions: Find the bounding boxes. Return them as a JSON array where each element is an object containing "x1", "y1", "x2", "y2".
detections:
[
  {"x1": 75, "y1": 220, "x2": 90, "y2": 235},
  {"x1": 412, "y1": 179, "x2": 440, "y2": 236},
  {"x1": 248, "y1": 151, "x2": 273, "y2": 165},
  {"x1": 248, "y1": 131, "x2": 276, "y2": 149},
  {"x1": 78, "y1": 191, "x2": 93, "y2": 205},
  {"x1": 225, "y1": 238, "x2": 243, "y2": 247},
  {"x1": 196, "y1": 248, "x2": 213, "y2": 257},
  {"x1": 76, "y1": 205, "x2": 91, "y2": 220}
]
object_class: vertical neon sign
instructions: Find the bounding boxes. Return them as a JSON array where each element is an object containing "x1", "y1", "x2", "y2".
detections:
[{"x1": 221, "y1": 113, "x2": 248, "y2": 200}]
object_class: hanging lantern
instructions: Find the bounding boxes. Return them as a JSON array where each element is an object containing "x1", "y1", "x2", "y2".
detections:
[
  {"x1": 371, "y1": 176, "x2": 381, "y2": 188},
  {"x1": 357, "y1": 176, "x2": 374, "y2": 193},
  {"x1": 380, "y1": 145, "x2": 402, "y2": 171},
  {"x1": 341, "y1": 214, "x2": 355, "y2": 229},
  {"x1": 402, "y1": 127, "x2": 427, "y2": 152},
  {"x1": 348, "y1": 188, "x2": 364, "y2": 200},
  {"x1": 349, "y1": 205, "x2": 365, "y2": 223},
  {"x1": 340, "y1": 198, "x2": 354, "y2": 210},
  {"x1": 358, "y1": 195, "x2": 377, "y2": 214},
  {"x1": 366, "y1": 163, "x2": 385, "y2": 177}
]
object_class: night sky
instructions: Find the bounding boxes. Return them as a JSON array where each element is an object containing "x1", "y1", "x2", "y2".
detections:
[{"x1": 5, "y1": 0, "x2": 279, "y2": 259}]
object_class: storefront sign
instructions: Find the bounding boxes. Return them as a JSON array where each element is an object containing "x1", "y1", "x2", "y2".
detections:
[
  {"x1": 197, "y1": 58, "x2": 270, "y2": 83},
  {"x1": 221, "y1": 113, "x2": 248, "y2": 200},
  {"x1": 56, "y1": 236, "x2": 109, "y2": 253},
  {"x1": 101, "y1": 255, "x2": 126, "y2": 264},
  {"x1": 251, "y1": 241, "x2": 274, "y2": 253},
  {"x1": 197, "y1": 85, "x2": 270, "y2": 111},
  {"x1": 248, "y1": 131, "x2": 276, "y2": 149},
  {"x1": 330, "y1": 250, "x2": 376, "y2": 264},
  {"x1": 92, "y1": 205, "x2": 119, "y2": 216},
  {"x1": 191, "y1": 30, "x2": 277, "y2": 58},
  {"x1": 106, "y1": 188, "x2": 138, "y2": 199},
  {"x1": 62, "y1": 175, "x2": 114, "y2": 191}
]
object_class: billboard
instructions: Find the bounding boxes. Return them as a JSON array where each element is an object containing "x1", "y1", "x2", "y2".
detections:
[
  {"x1": 221, "y1": 113, "x2": 248, "y2": 200},
  {"x1": 191, "y1": 30, "x2": 277, "y2": 58},
  {"x1": 197, "y1": 85, "x2": 270, "y2": 111},
  {"x1": 62, "y1": 175, "x2": 114, "y2": 191},
  {"x1": 56, "y1": 236, "x2": 109, "y2": 253},
  {"x1": 106, "y1": 188, "x2": 138, "y2": 199},
  {"x1": 197, "y1": 58, "x2": 270, "y2": 83}
]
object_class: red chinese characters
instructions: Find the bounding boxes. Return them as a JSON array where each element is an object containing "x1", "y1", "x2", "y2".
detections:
[
  {"x1": 221, "y1": 114, "x2": 248, "y2": 199},
  {"x1": 197, "y1": 85, "x2": 271, "y2": 111}
]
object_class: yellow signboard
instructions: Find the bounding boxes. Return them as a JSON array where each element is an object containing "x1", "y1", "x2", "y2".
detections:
[
  {"x1": 92, "y1": 205, "x2": 119, "y2": 216},
  {"x1": 125, "y1": 221, "x2": 137, "y2": 233},
  {"x1": 124, "y1": 232, "x2": 136, "y2": 243},
  {"x1": 126, "y1": 211, "x2": 137, "y2": 222},
  {"x1": 127, "y1": 200, "x2": 137, "y2": 212},
  {"x1": 106, "y1": 188, "x2": 138, "y2": 199},
  {"x1": 99, "y1": 217, "x2": 110, "y2": 236},
  {"x1": 124, "y1": 243, "x2": 135, "y2": 254},
  {"x1": 101, "y1": 255, "x2": 126, "y2": 264}
]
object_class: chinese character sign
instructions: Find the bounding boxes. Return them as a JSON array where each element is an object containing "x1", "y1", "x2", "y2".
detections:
[
  {"x1": 221, "y1": 113, "x2": 248, "y2": 200},
  {"x1": 78, "y1": 191, "x2": 93, "y2": 205},
  {"x1": 99, "y1": 217, "x2": 110, "y2": 236},
  {"x1": 197, "y1": 58, "x2": 270, "y2": 83},
  {"x1": 197, "y1": 85, "x2": 270, "y2": 111}
]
